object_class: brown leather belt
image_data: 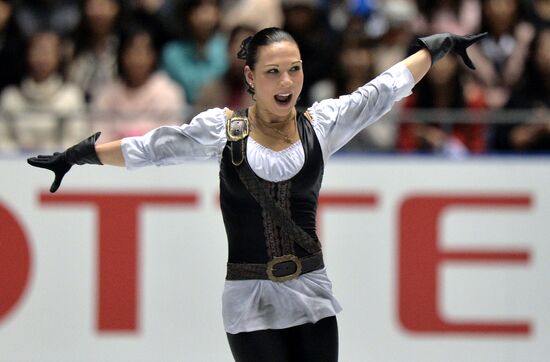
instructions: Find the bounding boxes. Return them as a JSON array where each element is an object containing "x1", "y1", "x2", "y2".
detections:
[{"x1": 226, "y1": 251, "x2": 324, "y2": 282}]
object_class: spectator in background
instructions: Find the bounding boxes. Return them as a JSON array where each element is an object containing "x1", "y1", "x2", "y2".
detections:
[
  {"x1": 322, "y1": 35, "x2": 399, "y2": 152},
  {"x1": 161, "y1": 0, "x2": 227, "y2": 105},
  {"x1": 195, "y1": 24, "x2": 255, "y2": 113},
  {"x1": 413, "y1": 0, "x2": 481, "y2": 35},
  {"x1": 0, "y1": 30, "x2": 87, "y2": 152},
  {"x1": 367, "y1": 0, "x2": 417, "y2": 75},
  {"x1": 333, "y1": 36, "x2": 377, "y2": 96},
  {"x1": 90, "y1": 24, "x2": 186, "y2": 142},
  {"x1": 221, "y1": 0, "x2": 284, "y2": 32},
  {"x1": 14, "y1": 0, "x2": 80, "y2": 39},
  {"x1": 398, "y1": 55, "x2": 486, "y2": 156},
  {"x1": 468, "y1": 0, "x2": 535, "y2": 109},
  {"x1": 0, "y1": 0, "x2": 26, "y2": 93},
  {"x1": 492, "y1": 27, "x2": 550, "y2": 152},
  {"x1": 128, "y1": 0, "x2": 176, "y2": 47},
  {"x1": 332, "y1": 0, "x2": 417, "y2": 152},
  {"x1": 526, "y1": 0, "x2": 550, "y2": 30},
  {"x1": 67, "y1": 0, "x2": 126, "y2": 102},
  {"x1": 282, "y1": 0, "x2": 339, "y2": 107}
]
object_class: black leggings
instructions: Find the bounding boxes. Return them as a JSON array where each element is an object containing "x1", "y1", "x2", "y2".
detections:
[{"x1": 226, "y1": 316, "x2": 339, "y2": 362}]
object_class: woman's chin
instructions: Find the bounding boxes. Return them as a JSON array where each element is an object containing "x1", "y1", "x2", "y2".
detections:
[
  {"x1": 256, "y1": 98, "x2": 297, "y2": 119},
  {"x1": 271, "y1": 100, "x2": 295, "y2": 114}
]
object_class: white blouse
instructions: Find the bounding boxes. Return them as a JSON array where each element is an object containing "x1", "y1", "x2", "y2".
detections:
[{"x1": 121, "y1": 63, "x2": 415, "y2": 334}]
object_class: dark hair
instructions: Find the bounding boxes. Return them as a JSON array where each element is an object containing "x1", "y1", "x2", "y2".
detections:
[
  {"x1": 416, "y1": 0, "x2": 461, "y2": 21},
  {"x1": 26, "y1": 30, "x2": 66, "y2": 77},
  {"x1": 228, "y1": 24, "x2": 256, "y2": 48},
  {"x1": 237, "y1": 27, "x2": 298, "y2": 95},
  {"x1": 176, "y1": 0, "x2": 221, "y2": 40},
  {"x1": 116, "y1": 24, "x2": 159, "y2": 85},
  {"x1": 72, "y1": 0, "x2": 127, "y2": 56}
]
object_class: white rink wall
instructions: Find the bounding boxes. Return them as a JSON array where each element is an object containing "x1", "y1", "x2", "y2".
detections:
[{"x1": 1, "y1": 156, "x2": 549, "y2": 362}]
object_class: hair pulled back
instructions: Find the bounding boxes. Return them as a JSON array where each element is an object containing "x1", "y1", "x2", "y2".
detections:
[{"x1": 237, "y1": 27, "x2": 297, "y2": 95}]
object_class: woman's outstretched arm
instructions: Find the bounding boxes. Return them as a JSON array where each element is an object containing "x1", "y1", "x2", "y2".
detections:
[
  {"x1": 401, "y1": 49, "x2": 432, "y2": 85},
  {"x1": 96, "y1": 140, "x2": 125, "y2": 166}
]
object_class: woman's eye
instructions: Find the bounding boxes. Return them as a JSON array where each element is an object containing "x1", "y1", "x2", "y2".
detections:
[
  {"x1": 267, "y1": 69, "x2": 278, "y2": 74},
  {"x1": 290, "y1": 66, "x2": 301, "y2": 72}
]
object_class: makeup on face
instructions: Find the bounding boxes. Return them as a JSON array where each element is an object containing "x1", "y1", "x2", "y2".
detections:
[{"x1": 249, "y1": 41, "x2": 304, "y2": 118}]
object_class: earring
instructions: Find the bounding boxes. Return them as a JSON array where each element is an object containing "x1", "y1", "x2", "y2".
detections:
[{"x1": 250, "y1": 83, "x2": 254, "y2": 89}]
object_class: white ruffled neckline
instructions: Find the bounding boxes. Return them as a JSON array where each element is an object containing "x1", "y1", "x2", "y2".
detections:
[
  {"x1": 246, "y1": 136, "x2": 305, "y2": 182},
  {"x1": 248, "y1": 136, "x2": 301, "y2": 154}
]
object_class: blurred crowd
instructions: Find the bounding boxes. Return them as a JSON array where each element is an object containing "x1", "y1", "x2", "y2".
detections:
[{"x1": 0, "y1": 0, "x2": 548, "y2": 156}]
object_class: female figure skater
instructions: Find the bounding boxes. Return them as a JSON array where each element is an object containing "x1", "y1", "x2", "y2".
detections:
[{"x1": 28, "y1": 28, "x2": 484, "y2": 362}]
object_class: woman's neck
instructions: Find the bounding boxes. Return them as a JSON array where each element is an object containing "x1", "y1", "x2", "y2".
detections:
[
  {"x1": 249, "y1": 104, "x2": 298, "y2": 149},
  {"x1": 252, "y1": 104, "x2": 295, "y2": 129}
]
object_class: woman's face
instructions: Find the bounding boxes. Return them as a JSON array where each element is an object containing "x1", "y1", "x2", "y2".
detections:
[
  {"x1": 245, "y1": 41, "x2": 303, "y2": 119},
  {"x1": 188, "y1": 2, "x2": 220, "y2": 42},
  {"x1": 534, "y1": 0, "x2": 550, "y2": 21},
  {"x1": 85, "y1": 0, "x2": 119, "y2": 37},
  {"x1": 484, "y1": 0, "x2": 517, "y2": 33},
  {"x1": 27, "y1": 32, "x2": 61, "y2": 82},
  {"x1": 121, "y1": 33, "x2": 156, "y2": 87}
]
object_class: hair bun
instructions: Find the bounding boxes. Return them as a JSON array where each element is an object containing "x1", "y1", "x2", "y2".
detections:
[{"x1": 237, "y1": 35, "x2": 253, "y2": 60}]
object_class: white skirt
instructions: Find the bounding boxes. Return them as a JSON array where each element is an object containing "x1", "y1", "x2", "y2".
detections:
[{"x1": 222, "y1": 267, "x2": 342, "y2": 334}]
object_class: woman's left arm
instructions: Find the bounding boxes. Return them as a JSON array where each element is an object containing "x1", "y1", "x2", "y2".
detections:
[
  {"x1": 401, "y1": 49, "x2": 432, "y2": 85},
  {"x1": 308, "y1": 33, "x2": 486, "y2": 158}
]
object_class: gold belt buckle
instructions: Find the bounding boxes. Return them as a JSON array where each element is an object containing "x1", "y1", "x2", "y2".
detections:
[
  {"x1": 226, "y1": 116, "x2": 249, "y2": 141},
  {"x1": 266, "y1": 255, "x2": 302, "y2": 282}
]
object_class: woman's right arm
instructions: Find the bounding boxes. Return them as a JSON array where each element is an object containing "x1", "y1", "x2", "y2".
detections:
[
  {"x1": 97, "y1": 107, "x2": 227, "y2": 169},
  {"x1": 99, "y1": 107, "x2": 229, "y2": 169},
  {"x1": 96, "y1": 140, "x2": 125, "y2": 166},
  {"x1": 119, "y1": 108, "x2": 227, "y2": 169},
  {"x1": 28, "y1": 108, "x2": 227, "y2": 192}
]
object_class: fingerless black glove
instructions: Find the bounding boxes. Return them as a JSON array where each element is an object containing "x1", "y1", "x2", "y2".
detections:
[
  {"x1": 414, "y1": 32, "x2": 487, "y2": 69},
  {"x1": 27, "y1": 132, "x2": 103, "y2": 193}
]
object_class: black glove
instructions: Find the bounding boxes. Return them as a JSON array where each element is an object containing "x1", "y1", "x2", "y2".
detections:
[
  {"x1": 415, "y1": 32, "x2": 487, "y2": 69},
  {"x1": 27, "y1": 132, "x2": 103, "y2": 193}
]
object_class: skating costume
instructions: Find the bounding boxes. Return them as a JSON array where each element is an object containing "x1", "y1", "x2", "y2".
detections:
[{"x1": 120, "y1": 62, "x2": 414, "y2": 334}]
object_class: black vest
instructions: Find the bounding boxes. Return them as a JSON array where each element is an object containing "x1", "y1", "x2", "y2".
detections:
[{"x1": 219, "y1": 111, "x2": 324, "y2": 264}]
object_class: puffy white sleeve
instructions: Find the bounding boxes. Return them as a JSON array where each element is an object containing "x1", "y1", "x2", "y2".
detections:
[
  {"x1": 121, "y1": 107, "x2": 227, "y2": 170},
  {"x1": 307, "y1": 62, "x2": 415, "y2": 159}
]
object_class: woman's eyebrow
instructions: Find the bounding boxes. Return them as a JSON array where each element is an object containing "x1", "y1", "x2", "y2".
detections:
[{"x1": 264, "y1": 60, "x2": 302, "y2": 67}]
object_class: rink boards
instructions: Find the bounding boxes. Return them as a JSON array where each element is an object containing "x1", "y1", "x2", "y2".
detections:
[{"x1": 0, "y1": 156, "x2": 549, "y2": 361}]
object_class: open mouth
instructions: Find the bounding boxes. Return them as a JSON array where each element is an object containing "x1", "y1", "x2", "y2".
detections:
[{"x1": 274, "y1": 93, "x2": 293, "y2": 106}]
